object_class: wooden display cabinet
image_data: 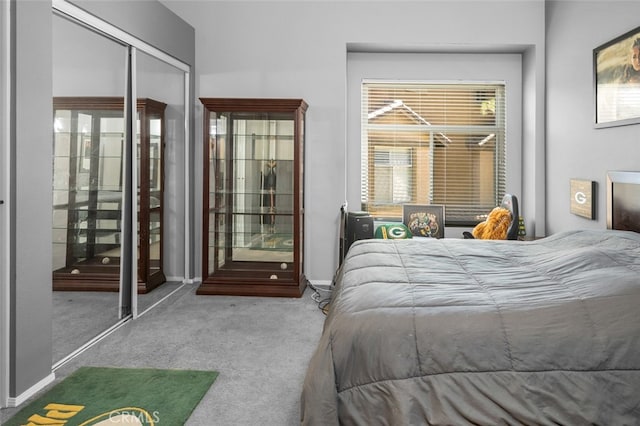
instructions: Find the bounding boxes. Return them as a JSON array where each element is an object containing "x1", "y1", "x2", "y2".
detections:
[
  {"x1": 52, "y1": 97, "x2": 166, "y2": 293},
  {"x1": 199, "y1": 98, "x2": 307, "y2": 297}
]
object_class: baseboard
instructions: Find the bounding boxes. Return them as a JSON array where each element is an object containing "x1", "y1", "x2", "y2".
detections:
[
  {"x1": 165, "y1": 276, "x2": 199, "y2": 285},
  {"x1": 308, "y1": 279, "x2": 332, "y2": 292},
  {"x1": 8, "y1": 372, "x2": 55, "y2": 408}
]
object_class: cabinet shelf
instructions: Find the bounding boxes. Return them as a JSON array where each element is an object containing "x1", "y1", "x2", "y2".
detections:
[
  {"x1": 210, "y1": 209, "x2": 295, "y2": 216},
  {"x1": 211, "y1": 188, "x2": 295, "y2": 194},
  {"x1": 209, "y1": 233, "x2": 294, "y2": 250},
  {"x1": 231, "y1": 134, "x2": 294, "y2": 139},
  {"x1": 219, "y1": 158, "x2": 294, "y2": 163}
]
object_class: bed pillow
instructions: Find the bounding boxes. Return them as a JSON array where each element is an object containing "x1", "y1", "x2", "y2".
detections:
[{"x1": 374, "y1": 223, "x2": 412, "y2": 239}]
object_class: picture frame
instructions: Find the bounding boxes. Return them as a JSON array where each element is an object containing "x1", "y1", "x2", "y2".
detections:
[
  {"x1": 80, "y1": 135, "x2": 92, "y2": 172},
  {"x1": 570, "y1": 179, "x2": 596, "y2": 220},
  {"x1": 402, "y1": 204, "x2": 445, "y2": 238},
  {"x1": 594, "y1": 25, "x2": 640, "y2": 128}
]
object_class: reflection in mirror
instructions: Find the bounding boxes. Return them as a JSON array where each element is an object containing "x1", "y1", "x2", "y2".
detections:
[
  {"x1": 53, "y1": 102, "x2": 125, "y2": 287},
  {"x1": 54, "y1": 98, "x2": 167, "y2": 294},
  {"x1": 52, "y1": 13, "x2": 126, "y2": 365},
  {"x1": 149, "y1": 117, "x2": 162, "y2": 276},
  {"x1": 135, "y1": 50, "x2": 186, "y2": 313}
]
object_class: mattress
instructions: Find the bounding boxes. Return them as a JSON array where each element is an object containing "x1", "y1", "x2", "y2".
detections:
[{"x1": 301, "y1": 230, "x2": 640, "y2": 425}]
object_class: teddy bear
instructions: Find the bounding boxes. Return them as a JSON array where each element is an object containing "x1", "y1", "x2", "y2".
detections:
[{"x1": 470, "y1": 207, "x2": 513, "y2": 240}]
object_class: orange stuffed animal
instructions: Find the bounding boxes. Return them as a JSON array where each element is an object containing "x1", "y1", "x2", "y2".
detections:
[{"x1": 471, "y1": 207, "x2": 512, "y2": 240}]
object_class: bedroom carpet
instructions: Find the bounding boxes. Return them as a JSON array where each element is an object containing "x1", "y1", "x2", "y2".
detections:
[
  {"x1": 2, "y1": 367, "x2": 218, "y2": 426},
  {"x1": 52, "y1": 281, "x2": 189, "y2": 364},
  {"x1": 1, "y1": 283, "x2": 326, "y2": 426}
]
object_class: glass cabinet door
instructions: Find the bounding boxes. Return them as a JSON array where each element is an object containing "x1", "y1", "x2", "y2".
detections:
[
  {"x1": 215, "y1": 113, "x2": 295, "y2": 266},
  {"x1": 200, "y1": 98, "x2": 307, "y2": 297}
]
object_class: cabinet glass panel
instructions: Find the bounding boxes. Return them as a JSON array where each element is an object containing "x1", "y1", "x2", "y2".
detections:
[{"x1": 209, "y1": 114, "x2": 294, "y2": 267}]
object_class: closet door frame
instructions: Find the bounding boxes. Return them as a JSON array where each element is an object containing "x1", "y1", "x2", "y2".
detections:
[{"x1": 0, "y1": 0, "x2": 12, "y2": 410}]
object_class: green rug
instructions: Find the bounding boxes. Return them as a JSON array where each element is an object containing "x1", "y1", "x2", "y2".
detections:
[{"x1": 4, "y1": 366, "x2": 218, "y2": 426}]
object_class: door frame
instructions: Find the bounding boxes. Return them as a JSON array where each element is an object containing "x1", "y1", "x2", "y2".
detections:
[{"x1": 0, "y1": 0, "x2": 12, "y2": 410}]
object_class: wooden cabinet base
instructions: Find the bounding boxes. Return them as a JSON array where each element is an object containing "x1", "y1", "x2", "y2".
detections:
[
  {"x1": 53, "y1": 272, "x2": 166, "y2": 294},
  {"x1": 196, "y1": 277, "x2": 306, "y2": 298}
]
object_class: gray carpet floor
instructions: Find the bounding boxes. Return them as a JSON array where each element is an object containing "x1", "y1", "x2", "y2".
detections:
[
  {"x1": 1, "y1": 284, "x2": 327, "y2": 425},
  {"x1": 52, "y1": 281, "x2": 187, "y2": 363}
]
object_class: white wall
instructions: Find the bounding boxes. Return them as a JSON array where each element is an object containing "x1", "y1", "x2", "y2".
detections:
[
  {"x1": 163, "y1": 0, "x2": 546, "y2": 284},
  {"x1": 546, "y1": 0, "x2": 640, "y2": 234}
]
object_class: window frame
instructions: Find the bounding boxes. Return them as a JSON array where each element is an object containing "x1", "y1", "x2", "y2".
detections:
[
  {"x1": 346, "y1": 51, "x2": 523, "y2": 231},
  {"x1": 361, "y1": 80, "x2": 507, "y2": 226}
]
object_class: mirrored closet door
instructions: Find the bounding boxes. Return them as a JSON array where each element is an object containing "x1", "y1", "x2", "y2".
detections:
[
  {"x1": 135, "y1": 50, "x2": 187, "y2": 314},
  {"x1": 52, "y1": 12, "x2": 127, "y2": 365},
  {"x1": 51, "y1": 2, "x2": 191, "y2": 367}
]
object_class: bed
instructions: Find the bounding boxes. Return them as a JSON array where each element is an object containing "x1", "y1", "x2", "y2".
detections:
[{"x1": 301, "y1": 172, "x2": 640, "y2": 425}]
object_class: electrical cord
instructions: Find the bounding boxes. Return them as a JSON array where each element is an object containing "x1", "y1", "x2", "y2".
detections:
[
  {"x1": 307, "y1": 280, "x2": 332, "y2": 315},
  {"x1": 306, "y1": 205, "x2": 346, "y2": 316}
]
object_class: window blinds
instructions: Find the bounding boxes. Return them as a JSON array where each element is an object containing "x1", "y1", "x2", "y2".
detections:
[{"x1": 361, "y1": 81, "x2": 506, "y2": 224}]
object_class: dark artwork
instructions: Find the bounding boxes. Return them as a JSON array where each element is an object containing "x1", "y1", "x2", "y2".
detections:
[
  {"x1": 612, "y1": 182, "x2": 640, "y2": 233},
  {"x1": 402, "y1": 205, "x2": 445, "y2": 239},
  {"x1": 262, "y1": 160, "x2": 276, "y2": 226}
]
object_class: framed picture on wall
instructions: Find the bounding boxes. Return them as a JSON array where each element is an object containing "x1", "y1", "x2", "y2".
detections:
[
  {"x1": 594, "y1": 25, "x2": 640, "y2": 128},
  {"x1": 570, "y1": 178, "x2": 596, "y2": 220},
  {"x1": 402, "y1": 204, "x2": 445, "y2": 238}
]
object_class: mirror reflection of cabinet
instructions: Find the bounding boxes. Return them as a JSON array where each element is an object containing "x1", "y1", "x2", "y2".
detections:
[
  {"x1": 200, "y1": 98, "x2": 307, "y2": 297},
  {"x1": 52, "y1": 97, "x2": 166, "y2": 293}
]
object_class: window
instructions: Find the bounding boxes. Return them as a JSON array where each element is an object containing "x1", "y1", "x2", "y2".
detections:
[{"x1": 361, "y1": 81, "x2": 506, "y2": 225}]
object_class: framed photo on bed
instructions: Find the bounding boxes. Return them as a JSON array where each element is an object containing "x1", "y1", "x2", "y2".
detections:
[
  {"x1": 402, "y1": 204, "x2": 445, "y2": 238},
  {"x1": 594, "y1": 25, "x2": 640, "y2": 128}
]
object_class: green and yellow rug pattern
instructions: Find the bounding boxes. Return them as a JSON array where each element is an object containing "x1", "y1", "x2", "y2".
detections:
[
  {"x1": 4, "y1": 367, "x2": 218, "y2": 426},
  {"x1": 250, "y1": 234, "x2": 294, "y2": 251}
]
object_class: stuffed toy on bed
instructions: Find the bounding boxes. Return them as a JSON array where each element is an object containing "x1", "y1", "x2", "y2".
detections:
[{"x1": 470, "y1": 207, "x2": 512, "y2": 240}]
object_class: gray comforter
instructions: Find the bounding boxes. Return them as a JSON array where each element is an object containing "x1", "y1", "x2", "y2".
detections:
[{"x1": 301, "y1": 230, "x2": 640, "y2": 425}]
